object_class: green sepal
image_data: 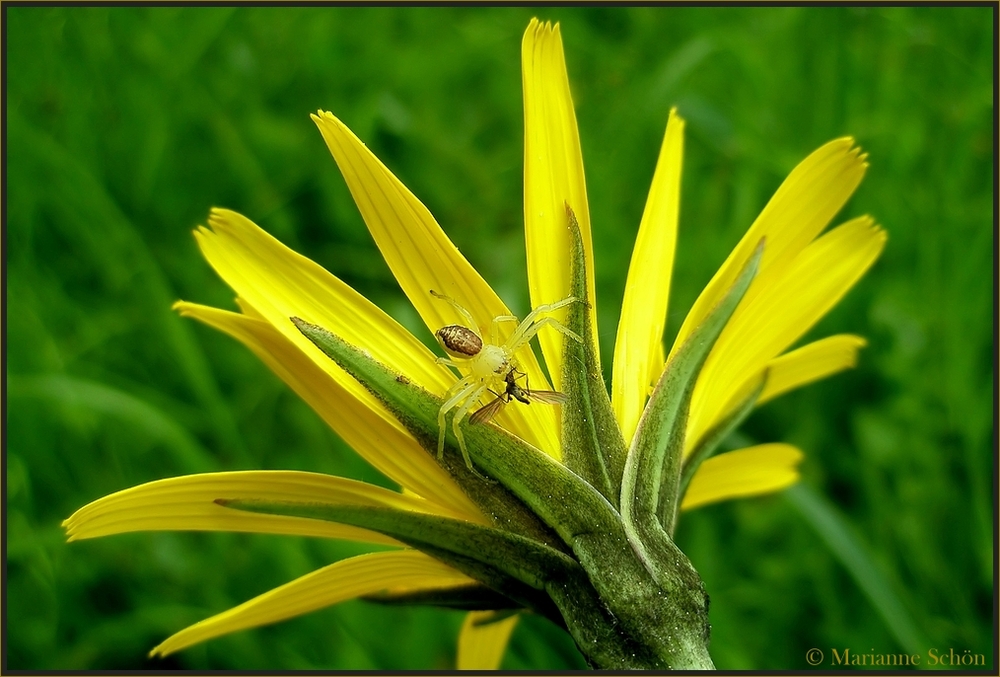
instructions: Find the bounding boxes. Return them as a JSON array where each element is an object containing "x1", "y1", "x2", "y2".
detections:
[
  {"x1": 220, "y1": 500, "x2": 578, "y2": 591},
  {"x1": 674, "y1": 370, "x2": 767, "y2": 531},
  {"x1": 363, "y1": 584, "x2": 521, "y2": 612},
  {"x1": 560, "y1": 205, "x2": 628, "y2": 505},
  {"x1": 220, "y1": 499, "x2": 567, "y2": 621},
  {"x1": 622, "y1": 239, "x2": 764, "y2": 539},
  {"x1": 219, "y1": 498, "x2": 661, "y2": 669}
]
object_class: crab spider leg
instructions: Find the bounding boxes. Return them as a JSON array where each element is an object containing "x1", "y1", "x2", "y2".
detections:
[
  {"x1": 430, "y1": 290, "x2": 478, "y2": 332},
  {"x1": 490, "y1": 315, "x2": 519, "y2": 344},
  {"x1": 506, "y1": 296, "x2": 581, "y2": 347},
  {"x1": 526, "y1": 295, "x2": 581, "y2": 317},
  {"x1": 437, "y1": 375, "x2": 479, "y2": 458},
  {"x1": 435, "y1": 356, "x2": 466, "y2": 369},
  {"x1": 451, "y1": 382, "x2": 492, "y2": 471},
  {"x1": 510, "y1": 315, "x2": 583, "y2": 350},
  {"x1": 435, "y1": 356, "x2": 474, "y2": 380}
]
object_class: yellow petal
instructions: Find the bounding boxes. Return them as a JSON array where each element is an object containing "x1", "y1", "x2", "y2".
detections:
[
  {"x1": 612, "y1": 109, "x2": 684, "y2": 443},
  {"x1": 522, "y1": 18, "x2": 599, "y2": 384},
  {"x1": 175, "y1": 301, "x2": 483, "y2": 520},
  {"x1": 193, "y1": 208, "x2": 451, "y2": 396},
  {"x1": 681, "y1": 444, "x2": 804, "y2": 511},
  {"x1": 311, "y1": 112, "x2": 560, "y2": 458},
  {"x1": 62, "y1": 470, "x2": 457, "y2": 545},
  {"x1": 759, "y1": 334, "x2": 867, "y2": 405},
  {"x1": 150, "y1": 550, "x2": 473, "y2": 657},
  {"x1": 671, "y1": 138, "x2": 868, "y2": 357},
  {"x1": 456, "y1": 611, "x2": 519, "y2": 670},
  {"x1": 687, "y1": 216, "x2": 885, "y2": 448}
]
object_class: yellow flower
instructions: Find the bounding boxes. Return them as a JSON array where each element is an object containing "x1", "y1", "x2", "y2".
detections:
[{"x1": 62, "y1": 18, "x2": 884, "y2": 669}]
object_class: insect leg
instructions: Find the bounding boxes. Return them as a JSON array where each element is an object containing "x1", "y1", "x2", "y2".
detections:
[
  {"x1": 437, "y1": 376, "x2": 477, "y2": 459},
  {"x1": 489, "y1": 314, "x2": 519, "y2": 345},
  {"x1": 452, "y1": 384, "x2": 491, "y2": 474},
  {"x1": 510, "y1": 315, "x2": 582, "y2": 350},
  {"x1": 506, "y1": 296, "x2": 582, "y2": 348},
  {"x1": 430, "y1": 290, "x2": 478, "y2": 332}
]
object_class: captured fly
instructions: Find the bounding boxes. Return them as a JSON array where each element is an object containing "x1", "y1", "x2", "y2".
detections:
[{"x1": 470, "y1": 367, "x2": 567, "y2": 425}]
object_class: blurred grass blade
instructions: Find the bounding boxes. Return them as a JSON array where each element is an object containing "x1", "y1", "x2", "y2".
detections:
[
  {"x1": 785, "y1": 484, "x2": 928, "y2": 655},
  {"x1": 8, "y1": 374, "x2": 215, "y2": 473},
  {"x1": 7, "y1": 111, "x2": 246, "y2": 459}
]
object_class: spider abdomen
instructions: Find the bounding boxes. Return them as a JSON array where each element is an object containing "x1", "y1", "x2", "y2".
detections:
[{"x1": 436, "y1": 325, "x2": 483, "y2": 358}]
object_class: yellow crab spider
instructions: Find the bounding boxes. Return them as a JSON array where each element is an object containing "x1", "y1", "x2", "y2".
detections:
[{"x1": 429, "y1": 290, "x2": 582, "y2": 471}]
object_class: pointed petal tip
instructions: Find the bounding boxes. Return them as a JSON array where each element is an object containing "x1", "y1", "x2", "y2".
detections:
[
  {"x1": 826, "y1": 136, "x2": 865, "y2": 160},
  {"x1": 525, "y1": 17, "x2": 559, "y2": 41},
  {"x1": 62, "y1": 519, "x2": 81, "y2": 541},
  {"x1": 861, "y1": 218, "x2": 888, "y2": 249},
  {"x1": 311, "y1": 110, "x2": 336, "y2": 125},
  {"x1": 849, "y1": 213, "x2": 881, "y2": 234},
  {"x1": 207, "y1": 207, "x2": 230, "y2": 226}
]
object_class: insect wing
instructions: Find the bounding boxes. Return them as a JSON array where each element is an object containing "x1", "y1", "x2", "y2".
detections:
[
  {"x1": 525, "y1": 389, "x2": 567, "y2": 405},
  {"x1": 470, "y1": 395, "x2": 507, "y2": 425}
]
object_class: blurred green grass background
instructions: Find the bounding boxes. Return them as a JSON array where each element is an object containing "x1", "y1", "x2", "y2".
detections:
[{"x1": 5, "y1": 6, "x2": 993, "y2": 670}]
